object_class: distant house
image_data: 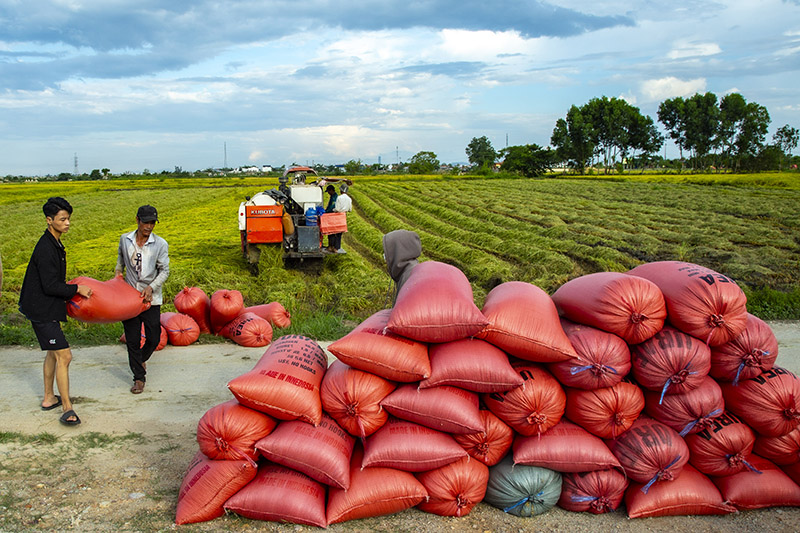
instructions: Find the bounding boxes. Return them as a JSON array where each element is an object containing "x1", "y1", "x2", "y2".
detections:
[{"x1": 261, "y1": 165, "x2": 273, "y2": 173}]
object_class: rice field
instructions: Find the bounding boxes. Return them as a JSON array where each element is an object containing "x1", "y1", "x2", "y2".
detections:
[{"x1": 1, "y1": 173, "x2": 798, "y2": 345}]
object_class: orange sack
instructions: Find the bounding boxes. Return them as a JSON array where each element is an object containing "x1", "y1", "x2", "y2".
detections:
[
  {"x1": 243, "y1": 301, "x2": 291, "y2": 329},
  {"x1": 753, "y1": 427, "x2": 800, "y2": 466},
  {"x1": 606, "y1": 416, "x2": 689, "y2": 490},
  {"x1": 415, "y1": 456, "x2": 489, "y2": 517},
  {"x1": 362, "y1": 417, "x2": 467, "y2": 472},
  {"x1": 719, "y1": 366, "x2": 800, "y2": 438},
  {"x1": 209, "y1": 289, "x2": 243, "y2": 334},
  {"x1": 548, "y1": 319, "x2": 631, "y2": 391},
  {"x1": 67, "y1": 275, "x2": 149, "y2": 323},
  {"x1": 174, "y1": 451, "x2": 257, "y2": 525},
  {"x1": 452, "y1": 409, "x2": 514, "y2": 467},
  {"x1": 710, "y1": 313, "x2": 778, "y2": 383},
  {"x1": 320, "y1": 360, "x2": 396, "y2": 438},
  {"x1": 643, "y1": 375, "x2": 724, "y2": 437},
  {"x1": 381, "y1": 384, "x2": 484, "y2": 434},
  {"x1": 420, "y1": 337, "x2": 523, "y2": 393},
  {"x1": 630, "y1": 326, "x2": 711, "y2": 398},
  {"x1": 565, "y1": 381, "x2": 644, "y2": 439},
  {"x1": 476, "y1": 281, "x2": 577, "y2": 363},
  {"x1": 711, "y1": 454, "x2": 800, "y2": 510},
  {"x1": 328, "y1": 309, "x2": 430, "y2": 382},
  {"x1": 684, "y1": 411, "x2": 756, "y2": 476},
  {"x1": 482, "y1": 361, "x2": 565, "y2": 437},
  {"x1": 219, "y1": 312, "x2": 273, "y2": 347},
  {"x1": 387, "y1": 261, "x2": 488, "y2": 343},
  {"x1": 513, "y1": 419, "x2": 621, "y2": 473},
  {"x1": 173, "y1": 286, "x2": 212, "y2": 334},
  {"x1": 196, "y1": 399, "x2": 277, "y2": 462},
  {"x1": 160, "y1": 311, "x2": 200, "y2": 346},
  {"x1": 558, "y1": 469, "x2": 628, "y2": 514},
  {"x1": 627, "y1": 261, "x2": 747, "y2": 346},
  {"x1": 551, "y1": 271, "x2": 666, "y2": 344},
  {"x1": 227, "y1": 335, "x2": 328, "y2": 425}
]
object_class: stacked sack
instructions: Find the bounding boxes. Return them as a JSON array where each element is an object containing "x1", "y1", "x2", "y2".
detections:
[{"x1": 176, "y1": 260, "x2": 800, "y2": 527}]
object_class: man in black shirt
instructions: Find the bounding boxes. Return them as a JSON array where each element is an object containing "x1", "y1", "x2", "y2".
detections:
[{"x1": 19, "y1": 197, "x2": 92, "y2": 426}]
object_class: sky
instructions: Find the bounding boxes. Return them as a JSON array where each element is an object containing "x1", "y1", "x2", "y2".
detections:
[{"x1": 1, "y1": 0, "x2": 799, "y2": 176}]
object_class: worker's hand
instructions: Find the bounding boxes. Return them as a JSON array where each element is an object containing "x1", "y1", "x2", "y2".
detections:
[
  {"x1": 76, "y1": 284, "x2": 92, "y2": 298},
  {"x1": 140, "y1": 285, "x2": 153, "y2": 303},
  {"x1": 115, "y1": 270, "x2": 124, "y2": 278}
]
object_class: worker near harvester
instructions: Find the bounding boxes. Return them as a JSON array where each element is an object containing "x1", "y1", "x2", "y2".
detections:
[
  {"x1": 324, "y1": 184, "x2": 352, "y2": 253},
  {"x1": 382, "y1": 229, "x2": 421, "y2": 304},
  {"x1": 115, "y1": 205, "x2": 169, "y2": 395}
]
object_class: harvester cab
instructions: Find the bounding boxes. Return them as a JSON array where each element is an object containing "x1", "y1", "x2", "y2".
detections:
[{"x1": 238, "y1": 166, "x2": 350, "y2": 267}]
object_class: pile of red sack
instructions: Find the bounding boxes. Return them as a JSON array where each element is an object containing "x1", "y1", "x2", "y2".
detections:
[
  {"x1": 175, "y1": 260, "x2": 800, "y2": 526},
  {"x1": 67, "y1": 277, "x2": 290, "y2": 349}
]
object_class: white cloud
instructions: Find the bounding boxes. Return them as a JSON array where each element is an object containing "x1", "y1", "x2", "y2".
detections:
[
  {"x1": 640, "y1": 77, "x2": 707, "y2": 101},
  {"x1": 667, "y1": 40, "x2": 722, "y2": 60}
]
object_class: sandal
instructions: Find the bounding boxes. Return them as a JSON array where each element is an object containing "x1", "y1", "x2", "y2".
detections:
[
  {"x1": 41, "y1": 395, "x2": 62, "y2": 411},
  {"x1": 59, "y1": 409, "x2": 81, "y2": 426},
  {"x1": 130, "y1": 380, "x2": 145, "y2": 394}
]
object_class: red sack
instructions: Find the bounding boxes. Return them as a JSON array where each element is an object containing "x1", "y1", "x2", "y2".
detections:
[
  {"x1": 196, "y1": 399, "x2": 277, "y2": 462},
  {"x1": 513, "y1": 420, "x2": 621, "y2": 472},
  {"x1": 626, "y1": 261, "x2": 747, "y2": 346},
  {"x1": 415, "y1": 456, "x2": 489, "y2": 517},
  {"x1": 210, "y1": 289, "x2": 244, "y2": 333},
  {"x1": 387, "y1": 261, "x2": 488, "y2": 343},
  {"x1": 482, "y1": 361, "x2": 565, "y2": 437},
  {"x1": 255, "y1": 413, "x2": 355, "y2": 489},
  {"x1": 710, "y1": 313, "x2": 779, "y2": 383},
  {"x1": 476, "y1": 281, "x2": 577, "y2": 363},
  {"x1": 120, "y1": 324, "x2": 167, "y2": 351},
  {"x1": 684, "y1": 411, "x2": 756, "y2": 476},
  {"x1": 625, "y1": 464, "x2": 736, "y2": 518},
  {"x1": 452, "y1": 409, "x2": 514, "y2": 466},
  {"x1": 630, "y1": 326, "x2": 711, "y2": 397},
  {"x1": 160, "y1": 311, "x2": 200, "y2": 346},
  {"x1": 328, "y1": 309, "x2": 430, "y2": 382},
  {"x1": 228, "y1": 335, "x2": 328, "y2": 425},
  {"x1": 219, "y1": 312, "x2": 273, "y2": 347},
  {"x1": 782, "y1": 462, "x2": 800, "y2": 485},
  {"x1": 754, "y1": 427, "x2": 800, "y2": 465},
  {"x1": 173, "y1": 286, "x2": 211, "y2": 334},
  {"x1": 362, "y1": 417, "x2": 467, "y2": 472},
  {"x1": 719, "y1": 366, "x2": 800, "y2": 437},
  {"x1": 558, "y1": 469, "x2": 628, "y2": 514},
  {"x1": 320, "y1": 211, "x2": 347, "y2": 234},
  {"x1": 643, "y1": 376, "x2": 724, "y2": 436},
  {"x1": 320, "y1": 359, "x2": 396, "y2": 438},
  {"x1": 327, "y1": 444, "x2": 428, "y2": 525},
  {"x1": 565, "y1": 381, "x2": 644, "y2": 439},
  {"x1": 420, "y1": 337, "x2": 523, "y2": 393},
  {"x1": 243, "y1": 301, "x2": 291, "y2": 329},
  {"x1": 67, "y1": 276, "x2": 149, "y2": 323},
  {"x1": 381, "y1": 384, "x2": 484, "y2": 434},
  {"x1": 223, "y1": 463, "x2": 327, "y2": 528},
  {"x1": 712, "y1": 454, "x2": 800, "y2": 509},
  {"x1": 548, "y1": 319, "x2": 631, "y2": 390},
  {"x1": 606, "y1": 416, "x2": 689, "y2": 489},
  {"x1": 174, "y1": 451, "x2": 257, "y2": 525},
  {"x1": 552, "y1": 271, "x2": 666, "y2": 344}
]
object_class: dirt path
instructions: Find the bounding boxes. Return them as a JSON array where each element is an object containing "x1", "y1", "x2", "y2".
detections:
[{"x1": 1, "y1": 323, "x2": 799, "y2": 531}]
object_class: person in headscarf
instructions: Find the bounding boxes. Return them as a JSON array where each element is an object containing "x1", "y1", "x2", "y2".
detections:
[{"x1": 382, "y1": 229, "x2": 422, "y2": 304}]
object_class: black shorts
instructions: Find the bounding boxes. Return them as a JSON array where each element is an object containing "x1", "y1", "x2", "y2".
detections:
[{"x1": 30, "y1": 321, "x2": 69, "y2": 351}]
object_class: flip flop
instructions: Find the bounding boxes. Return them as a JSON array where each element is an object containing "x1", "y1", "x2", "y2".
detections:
[
  {"x1": 59, "y1": 409, "x2": 81, "y2": 426},
  {"x1": 41, "y1": 395, "x2": 62, "y2": 411}
]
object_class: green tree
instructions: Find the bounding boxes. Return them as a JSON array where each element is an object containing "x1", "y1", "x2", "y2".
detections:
[
  {"x1": 500, "y1": 144, "x2": 554, "y2": 177},
  {"x1": 343, "y1": 159, "x2": 362, "y2": 175},
  {"x1": 465, "y1": 136, "x2": 497, "y2": 170},
  {"x1": 89, "y1": 169, "x2": 102, "y2": 180},
  {"x1": 408, "y1": 151, "x2": 440, "y2": 174},
  {"x1": 658, "y1": 97, "x2": 689, "y2": 164},
  {"x1": 550, "y1": 105, "x2": 595, "y2": 173},
  {"x1": 774, "y1": 124, "x2": 799, "y2": 170}
]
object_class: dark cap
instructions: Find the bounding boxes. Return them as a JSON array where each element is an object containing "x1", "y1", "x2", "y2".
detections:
[
  {"x1": 137, "y1": 205, "x2": 158, "y2": 223},
  {"x1": 325, "y1": 185, "x2": 336, "y2": 193}
]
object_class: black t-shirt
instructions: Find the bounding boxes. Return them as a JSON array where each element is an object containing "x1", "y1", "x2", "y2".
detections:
[{"x1": 19, "y1": 230, "x2": 78, "y2": 322}]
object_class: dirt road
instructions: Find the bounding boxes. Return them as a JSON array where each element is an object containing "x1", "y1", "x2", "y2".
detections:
[{"x1": 1, "y1": 322, "x2": 799, "y2": 531}]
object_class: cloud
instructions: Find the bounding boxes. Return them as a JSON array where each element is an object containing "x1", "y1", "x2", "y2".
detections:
[
  {"x1": 640, "y1": 77, "x2": 707, "y2": 101},
  {"x1": 667, "y1": 40, "x2": 722, "y2": 60}
]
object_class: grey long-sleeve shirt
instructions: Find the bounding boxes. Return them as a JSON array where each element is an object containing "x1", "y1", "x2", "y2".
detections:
[{"x1": 116, "y1": 230, "x2": 170, "y2": 306}]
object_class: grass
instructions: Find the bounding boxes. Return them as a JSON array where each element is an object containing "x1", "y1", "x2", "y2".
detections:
[{"x1": 1, "y1": 173, "x2": 799, "y2": 346}]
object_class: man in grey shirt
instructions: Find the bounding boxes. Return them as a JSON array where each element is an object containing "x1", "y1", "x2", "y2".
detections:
[{"x1": 115, "y1": 205, "x2": 169, "y2": 394}]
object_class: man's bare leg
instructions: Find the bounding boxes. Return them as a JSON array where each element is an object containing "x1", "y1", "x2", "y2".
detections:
[{"x1": 44, "y1": 348, "x2": 76, "y2": 421}]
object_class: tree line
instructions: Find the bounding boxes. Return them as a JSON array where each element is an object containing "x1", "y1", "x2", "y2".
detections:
[{"x1": 466, "y1": 92, "x2": 798, "y2": 177}]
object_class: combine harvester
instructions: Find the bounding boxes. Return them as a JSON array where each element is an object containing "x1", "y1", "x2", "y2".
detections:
[{"x1": 238, "y1": 166, "x2": 350, "y2": 270}]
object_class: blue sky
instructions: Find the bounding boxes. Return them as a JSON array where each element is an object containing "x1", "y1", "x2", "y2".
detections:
[{"x1": 1, "y1": 0, "x2": 799, "y2": 175}]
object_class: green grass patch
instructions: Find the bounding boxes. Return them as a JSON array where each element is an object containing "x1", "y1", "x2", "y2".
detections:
[{"x1": 0, "y1": 432, "x2": 59, "y2": 445}]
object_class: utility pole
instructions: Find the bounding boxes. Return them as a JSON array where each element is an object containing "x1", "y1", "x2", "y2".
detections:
[
  {"x1": 73, "y1": 153, "x2": 78, "y2": 176},
  {"x1": 224, "y1": 142, "x2": 227, "y2": 169}
]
